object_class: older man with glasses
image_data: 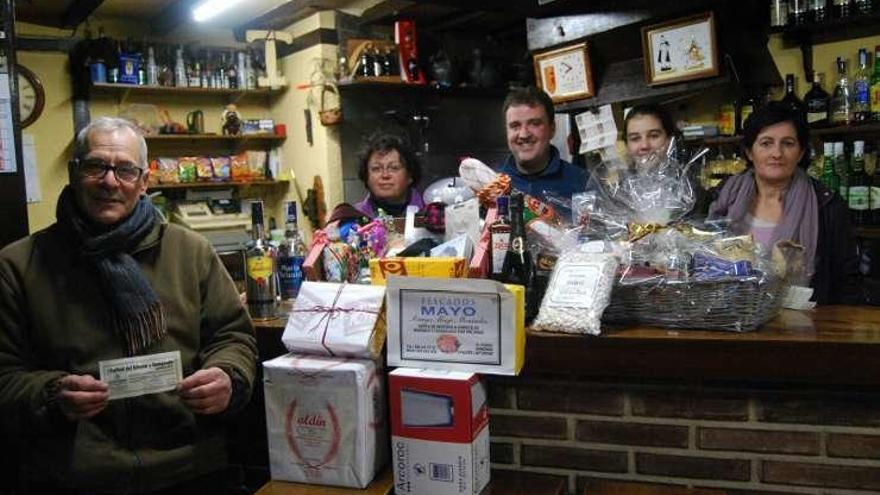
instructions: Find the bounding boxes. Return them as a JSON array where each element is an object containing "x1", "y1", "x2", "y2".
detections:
[{"x1": 0, "y1": 117, "x2": 257, "y2": 494}]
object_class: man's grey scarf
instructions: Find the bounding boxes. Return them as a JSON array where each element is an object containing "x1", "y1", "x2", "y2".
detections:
[{"x1": 57, "y1": 186, "x2": 166, "y2": 355}]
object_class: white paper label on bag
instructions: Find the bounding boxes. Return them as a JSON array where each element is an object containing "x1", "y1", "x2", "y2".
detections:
[
  {"x1": 99, "y1": 351, "x2": 183, "y2": 400},
  {"x1": 398, "y1": 289, "x2": 502, "y2": 365},
  {"x1": 546, "y1": 263, "x2": 600, "y2": 307}
]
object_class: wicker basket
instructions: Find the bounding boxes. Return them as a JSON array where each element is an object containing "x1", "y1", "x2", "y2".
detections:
[{"x1": 601, "y1": 275, "x2": 786, "y2": 332}]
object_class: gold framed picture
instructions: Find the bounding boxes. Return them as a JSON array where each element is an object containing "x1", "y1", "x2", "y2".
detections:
[
  {"x1": 533, "y1": 42, "x2": 595, "y2": 103},
  {"x1": 641, "y1": 11, "x2": 719, "y2": 86}
]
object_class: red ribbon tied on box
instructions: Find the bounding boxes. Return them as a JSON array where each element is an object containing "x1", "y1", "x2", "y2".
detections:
[{"x1": 291, "y1": 283, "x2": 380, "y2": 356}]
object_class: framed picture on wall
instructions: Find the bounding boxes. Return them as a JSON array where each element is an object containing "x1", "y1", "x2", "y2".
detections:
[
  {"x1": 533, "y1": 42, "x2": 595, "y2": 103},
  {"x1": 641, "y1": 11, "x2": 719, "y2": 86}
]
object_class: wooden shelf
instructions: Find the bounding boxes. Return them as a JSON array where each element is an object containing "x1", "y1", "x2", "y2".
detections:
[
  {"x1": 855, "y1": 226, "x2": 880, "y2": 239},
  {"x1": 338, "y1": 79, "x2": 507, "y2": 98},
  {"x1": 148, "y1": 180, "x2": 288, "y2": 191},
  {"x1": 812, "y1": 123, "x2": 880, "y2": 139},
  {"x1": 145, "y1": 134, "x2": 285, "y2": 143},
  {"x1": 90, "y1": 82, "x2": 284, "y2": 103}
]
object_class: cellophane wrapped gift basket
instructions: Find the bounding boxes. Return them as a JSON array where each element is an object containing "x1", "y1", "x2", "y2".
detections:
[{"x1": 565, "y1": 142, "x2": 804, "y2": 332}]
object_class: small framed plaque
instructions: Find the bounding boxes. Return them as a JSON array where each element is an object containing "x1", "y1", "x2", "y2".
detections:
[
  {"x1": 533, "y1": 42, "x2": 595, "y2": 103},
  {"x1": 642, "y1": 11, "x2": 719, "y2": 86}
]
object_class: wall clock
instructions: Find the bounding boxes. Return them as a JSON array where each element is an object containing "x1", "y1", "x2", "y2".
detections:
[{"x1": 17, "y1": 64, "x2": 45, "y2": 129}]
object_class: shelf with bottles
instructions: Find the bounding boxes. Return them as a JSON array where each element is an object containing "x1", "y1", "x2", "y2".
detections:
[
  {"x1": 144, "y1": 133, "x2": 286, "y2": 144},
  {"x1": 337, "y1": 78, "x2": 508, "y2": 98},
  {"x1": 771, "y1": 3, "x2": 880, "y2": 45},
  {"x1": 812, "y1": 122, "x2": 880, "y2": 138},
  {"x1": 147, "y1": 179, "x2": 288, "y2": 192},
  {"x1": 90, "y1": 82, "x2": 283, "y2": 105}
]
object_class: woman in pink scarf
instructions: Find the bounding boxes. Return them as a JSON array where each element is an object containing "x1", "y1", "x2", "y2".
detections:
[{"x1": 708, "y1": 102, "x2": 860, "y2": 304}]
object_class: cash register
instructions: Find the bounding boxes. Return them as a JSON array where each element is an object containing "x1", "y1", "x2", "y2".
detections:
[{"x1": 171, "y1": 199, "x2": 251, "y2": 250}]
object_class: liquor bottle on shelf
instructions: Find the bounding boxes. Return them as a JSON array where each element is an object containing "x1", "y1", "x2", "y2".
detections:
[
  {"x1": 146, "y1": 45, "x2": 158, "y2": 86},
  {"x1": 849, "y1": 140, "x2": 870, "y2": 225},
  {"x1": 227, "y1": 51, "x2": 238, "y2": 89},
  {"x1": 809, "y1": 0, "x2": 828, "y2": 22},
  {"x1": 236, "y1": 51, "x2": 247, "y2": 89},
  {"x1": 372, "y1": 46, "x2": 384, "y2": 77},
  {"x1": 358, "y1": 46, "x2": 374, "y2": 78},
  {"x1": 276, "y1": 201, "x2": 307, "y2": 300},
  {"x1": 736, "y1": 92, "x2": 757, "y2": 135},
  {"x1": 832, "y1": 0, "x2": 853, "y2": 18},
  {"x1": 804, "y1": 71, "x2": 830, "y2": 126},
  {"x1": 830, "y1": 57, "x2": 852, "y2": 125},
  {"x1": 246, "y1": 201, "x2": 277, "y2": 320},
  {"x1": 854, "y1": 0, "x2": 872, "y2": 14},
  {"x1": 383, "y1": 46, "x2": 398, "y2": 76},
  {"x1": 870, "y1": 141, "x2": 880, "y2": 224},
  {"x1": 770, "y1": 0, "x2": 789, "y2": 27},
  {"x1": 835, "y1": 141, "x2": 849, "y2": 200},
  {"x1": 489, "y1": 195, "x2": 512, "y2": 281},
  {"x1": 871, "y1": 45, "x2": 880, "y2": 123},
  {"x1": 788, "y1": 0, "x2": 808, "y2": 25},
  {"x1": 781, "y1": 73, "x2": 807, "y2": 116},
  {"x1": 820, "y1": 142, "x2": 841, "y2": 194},
  {"x1": 245, "y1": 50, "x2": 256, "y2": 89},
  {"x1": 853, "y1": 48, "x2": 872, "y2": 124},
  {"x1": 172, "y1": 46, "x2": 187, "y2": 87}
]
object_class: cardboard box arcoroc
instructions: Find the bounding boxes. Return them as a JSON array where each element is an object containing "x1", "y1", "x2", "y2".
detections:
[{"x1": 389, "y1": 368, "x2": 490, "y2": 495}]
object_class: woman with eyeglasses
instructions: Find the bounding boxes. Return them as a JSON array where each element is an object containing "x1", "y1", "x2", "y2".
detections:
[{"x1": 354, "y1": 131, "x2": 425, "y2": 218}]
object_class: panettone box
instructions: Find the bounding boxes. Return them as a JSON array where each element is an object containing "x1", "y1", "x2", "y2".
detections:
[{"x1": 263, "y1": 353, "x2": 388, "y2": 488}]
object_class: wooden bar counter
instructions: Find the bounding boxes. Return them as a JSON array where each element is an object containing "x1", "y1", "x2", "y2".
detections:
[{"x1": 255, "y1": 306, "x2": 880, "y2": 385}]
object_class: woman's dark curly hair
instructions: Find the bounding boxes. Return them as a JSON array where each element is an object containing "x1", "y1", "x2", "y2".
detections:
[
  {"x1": 356, "y1": 131, "x2": 422, "y2": 186},
  {"x1": 740, "y1": 101, "x2": 811, "y2": 169}
]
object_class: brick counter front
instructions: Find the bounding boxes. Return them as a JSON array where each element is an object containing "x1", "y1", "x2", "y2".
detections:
[
  {"x1": 487, "y1": 306, "x2": 880, "y2": 495},
  {"x1": 255, "y1": 306, "x2": 880, "y2": 495}
]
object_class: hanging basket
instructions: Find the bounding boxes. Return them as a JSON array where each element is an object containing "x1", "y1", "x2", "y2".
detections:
[{"x1": 319, "y1": 82, "x2": 343, "y2": 126}]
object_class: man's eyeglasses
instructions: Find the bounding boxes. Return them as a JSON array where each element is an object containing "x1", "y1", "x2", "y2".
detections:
[
  {"x1": 74, "y1": 159, "x2": 144, "y2": 183},
  {"x1": 368, "y1": 163, "x2": 405, "y2": 175}
]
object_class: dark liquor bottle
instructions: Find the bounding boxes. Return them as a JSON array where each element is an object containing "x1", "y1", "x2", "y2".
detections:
[
  {"x1": 499, "y1": 193, "x2": 537, "y2": 321},
  {"x1": 246, "y1": 201, "x2": 277, "y2": 319},
  {"x1": 804, "y1": 71, "x2": 830, "y2": 127},
  {"x1": 833, "y1": 0, "x2": 852, "y2": 18},
  {"x1": 359, "y1": 47, "x2": 374, "y2": 77},
  {"x1": 781, "y1": 73, "x2": 807, "y2": 117},
  {"x1": 489, "y1": 196, "x2": 511, "y2": 280},
  {"x1": 853, "y1": 48, "x2": 872, "y2": 123},
  {"x1": 276, "y1": 201, "x2": 307, "y2": 300},
  {"x1": 849, "y1": 140, "x2": 870, "y2": 224},
  {"x1": 735, "y1": 92, "x2": 757, "y2": 135}
]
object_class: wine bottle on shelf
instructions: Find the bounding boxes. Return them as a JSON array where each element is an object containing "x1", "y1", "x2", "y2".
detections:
[
  {"x1": 804, "y1": 71, "x2": 831, "y2": 127},
  {"x1": 770, "y1": 0, "x2": 789, "y2": 27},
  {"x1": 853, "y1": 48, "x2": 872, "y2": 124},
  {"x1": 736, "y1": 92, "x2": 757, "y2": 135},
  {"x1": 276, "y1": 201, "x2": 307, "y2": 300},
  {"x1": 832, "y1": 0, "x2": 853, "y2": 18},
  {"x1": 246, "y1": 201, "x2": 277, "y2": 319},
  {"x1": 870, "y1": 45, "x2": 880, "y2": 123},
  {"x1": 489, "y1": 195, "x2": 512, "y2": 280},
  {"x1": 870, "y1": 141, "x2": 880, "y2": 224},
  {"x1": 788, "y1": 0, "x2": 808, "y2": 25},
  {"x1": 780, "y1": 73, "x2": 807, "y2": 116},
  {"x1": 174, "y1": 45, "x2": 188, "y2": 88},
  {"x1": 820, "y1": 142, "x2": 841, "y2": 194},
  {"x1": 808, "y1": 0, "x2": 828, "y2": 23},
  {"x1": 835, "y1": 141, "x2": 849, "y2": 201},
  {"x1": 830, "y1": 57, "x2": 852, "y2": 126},
  {"x1": 849, "y1": 140, "x2": 870, "y2": 225}
]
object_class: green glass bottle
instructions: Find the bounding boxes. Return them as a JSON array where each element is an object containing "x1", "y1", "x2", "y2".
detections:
[{"x1": 820, "y1": 142, "x2": 841, "y2": 195}]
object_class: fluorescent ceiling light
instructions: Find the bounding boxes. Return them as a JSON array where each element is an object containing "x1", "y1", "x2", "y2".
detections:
[{"x1": 192, "y1": 0, "x2": 248, "y2": 22}]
